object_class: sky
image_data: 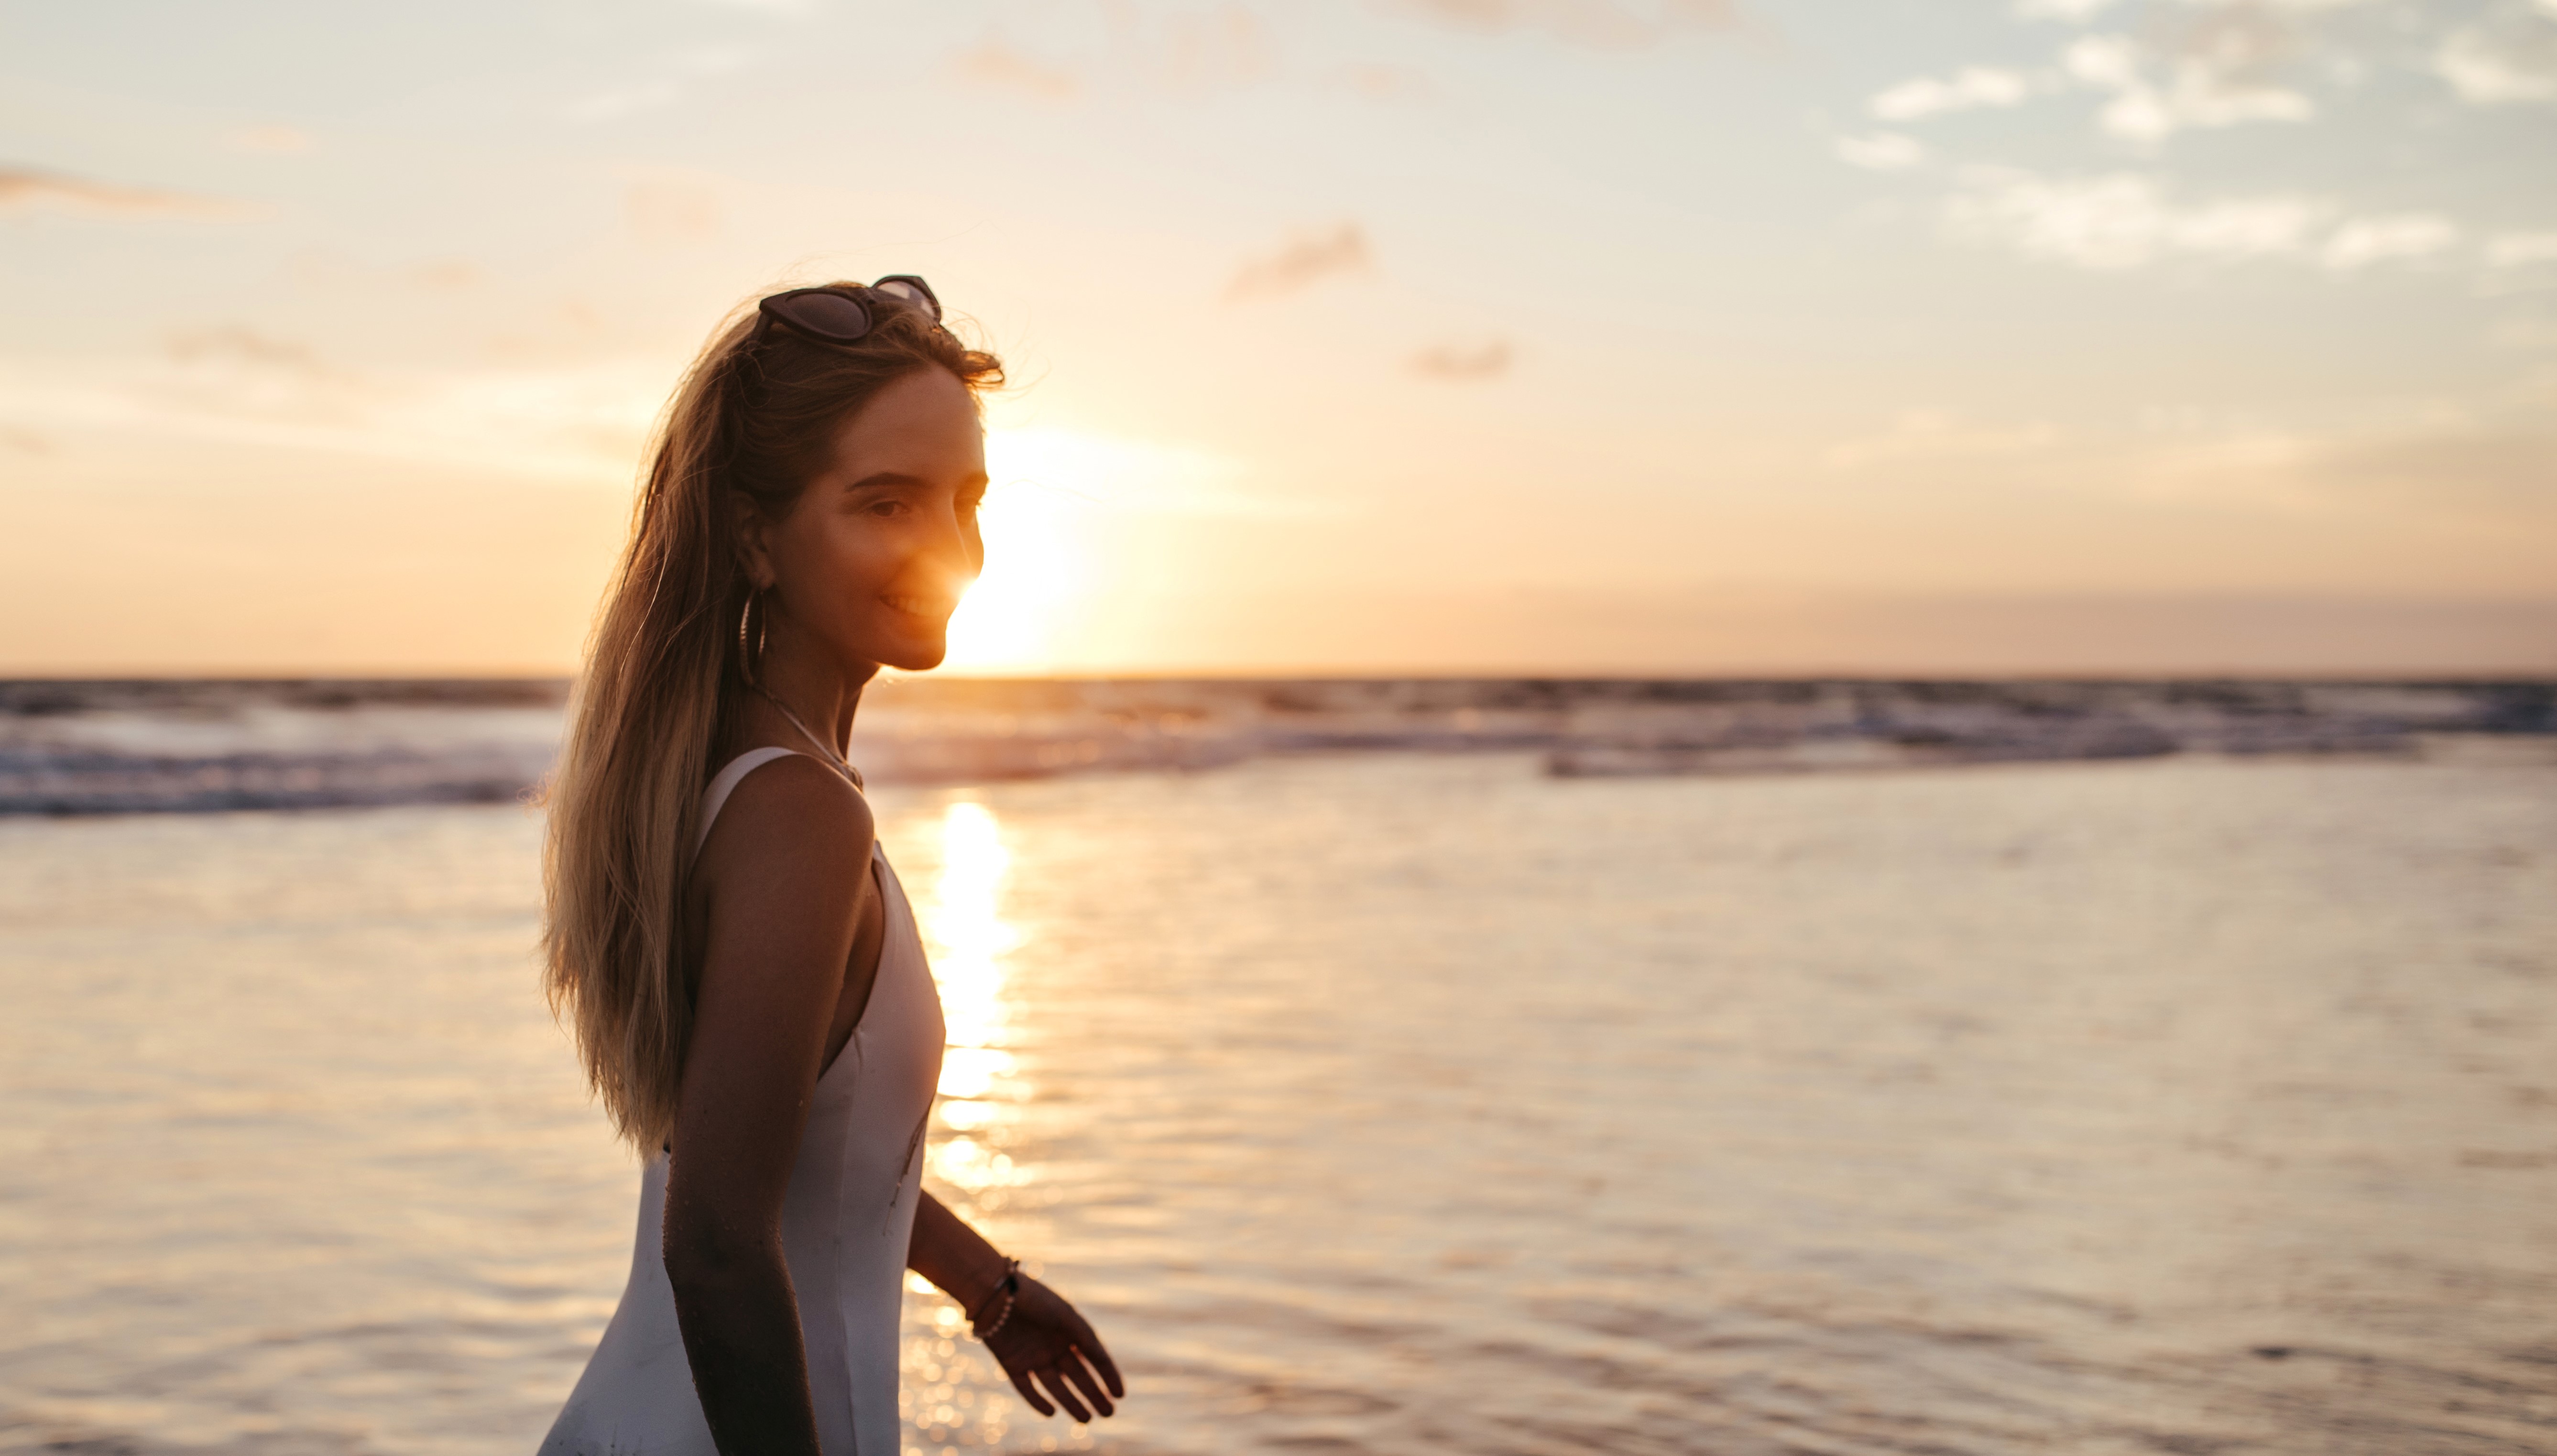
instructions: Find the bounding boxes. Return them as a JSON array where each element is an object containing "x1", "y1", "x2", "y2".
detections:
[{"x1": 2, "y1": 0, "x2": 2553, "y2": 676}]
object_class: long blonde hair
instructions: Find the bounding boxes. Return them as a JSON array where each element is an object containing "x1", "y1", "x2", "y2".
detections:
[{"x1": 543, "y1": 286, "x2": 1003, "y2": 1150}]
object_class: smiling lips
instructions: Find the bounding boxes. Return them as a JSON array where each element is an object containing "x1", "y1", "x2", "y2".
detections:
[{"x1": 881, "y1": 593, "x2": 956, "y2": 620}]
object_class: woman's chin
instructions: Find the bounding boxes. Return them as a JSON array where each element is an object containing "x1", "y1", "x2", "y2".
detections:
[{"x1": 876, "y1": 628, "x2": 951, "y2": 673}]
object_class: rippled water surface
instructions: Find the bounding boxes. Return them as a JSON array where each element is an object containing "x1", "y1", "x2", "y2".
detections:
[{"x1": 3, "y1": 753, "x2": 2553, "y2": 1455}]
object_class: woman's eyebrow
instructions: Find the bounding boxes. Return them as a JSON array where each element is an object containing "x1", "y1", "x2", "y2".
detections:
[
  {"x1": 842, "y1": 471, "x2": 929, "y2": 493},
  {"x1": 841, "y1": 470, "x2": 992, "y2": 492}
]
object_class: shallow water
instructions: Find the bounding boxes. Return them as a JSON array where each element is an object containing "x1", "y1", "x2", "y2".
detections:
[{"x1": 2, "y1": 753, "x2": 2552, "y2": 1455}]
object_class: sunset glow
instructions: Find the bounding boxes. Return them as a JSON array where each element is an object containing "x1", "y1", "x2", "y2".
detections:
[
  {"x1": 2, "y1": 3, "x2": 2551, "y2": 674},
  {"x1": 939, "y1": 432, "x2": 1104, "y2": 674}
]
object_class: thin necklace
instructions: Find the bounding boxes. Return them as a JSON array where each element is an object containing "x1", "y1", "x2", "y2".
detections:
[{"x1": 755, "y1": 687, "x2": 864, "y2": 790}]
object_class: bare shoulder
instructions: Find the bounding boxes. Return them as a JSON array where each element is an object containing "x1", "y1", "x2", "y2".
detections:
[{"x1": 695, "y1": 751, "x2": 875, "y2": 892}]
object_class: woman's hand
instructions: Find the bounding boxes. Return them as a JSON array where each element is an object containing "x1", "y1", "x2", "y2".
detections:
[{"x1": 983, "y1": 1276, "x2": 1125, "y2": 1423}]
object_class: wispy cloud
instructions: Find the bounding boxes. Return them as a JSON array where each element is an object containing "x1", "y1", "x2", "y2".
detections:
[
  {"x1": 2486, "y1": 231, "x2": 2557, "y2": 267},
  {"x1": 0, "y1": 166, "x2": 236, "y2": 219},
  {"x1": 2063, "y1": 32, "x2": 2313, "y2": 144},
  {"x1": 1946, "y1": 168, "x2": 2327, "y2": 271},
  {"x1": 951, "y1": 36, "x2": 1080, "y2": 100},
  {"x1": 2322, "y1": 214, "x2": 2460, "y2": 272},
  {"x1": 1836, "y1": 0, "x2": 2548, "y2": 294},
  {"x1": 2014, "y1": 0, "x2": 2119, "y2": 23},
  {"x1": 1946, "y1": 169, "x2": 2499, "y2": 279},
  {"x1": 1870, "y1": 66, "x2": 2039, "y2": 121},
  {"x1": 1227, "y1": 224, "x2": 1372, "y2": 300},
  {"x1": 1411, "y1": 339, "x2": 1513, "y2": 380},
  {"x1": 2434, "y1": 7, "x2": 2557, "y2": 104}
]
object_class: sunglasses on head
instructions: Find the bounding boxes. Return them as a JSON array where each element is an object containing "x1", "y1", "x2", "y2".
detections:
[{"x1": 754, "y1": 275, "x2": 942, "y2": 345}]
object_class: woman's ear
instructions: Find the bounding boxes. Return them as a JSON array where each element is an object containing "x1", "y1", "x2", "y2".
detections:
[{"x1": 732, "y1": 497, "x2": 779, "y2": 592}]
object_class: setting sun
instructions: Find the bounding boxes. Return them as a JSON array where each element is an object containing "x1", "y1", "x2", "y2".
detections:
[
  {"x1": 940, "y1": 426, "x2": 1246, "y2": 674},
  {"x1": 939, "y1": 430, "x2": 1101, "y2": 674}
]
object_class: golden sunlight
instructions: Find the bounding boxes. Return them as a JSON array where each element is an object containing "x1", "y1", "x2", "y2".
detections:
[
  {"x1": 940, "y1": 426, "x2": 1252, "y2": 674},
  {"x1": 922, "y1": 800, "x2": 1020, "y2": 1107},
  {"x1": 939, "y1": 430, "x2": 1098, "y2": 674}
]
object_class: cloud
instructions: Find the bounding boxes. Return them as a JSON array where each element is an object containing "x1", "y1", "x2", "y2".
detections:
[
  {"x1": 2486, "y1": 231, "x2": 2557, "y2": 267},
  {"x1": 0, "y1": 166, "x2": 234, "y2": 219},
  {"x1": 2015, "y1": 0, "x2": 2120, "y2": 22},
  {"x1": 2435, "y1": 8, "x2": 2557, "y2": 103},
  {"x1": 1945, "y1": 168, "x2": 2328, "y2": 270},
  {"x1": 1411, "y1": 339, "x2": 1513, "y2": 380},
  {"x1": 2064, "y1": 32, "x2": 2314, "y2": 144},
  {"x1": 1385, "y1": 0, "x2": 1738, "y2": 47},
  {"x1": 2321, "y1": 213, "x2": 2459, "y2": 271},
  {"x1": 1870, "y1": 66, "x2": 2038, "y2": 121},
  {"x1": 1835, "y1": 131, "x2": 1927, "y2": 170},
  {"x1": 951, "y1": 36, "x2": 1080, "y2": 100},
  {"x1": 1226, "y1": 224, "x2": 1372, "y2": 300}
]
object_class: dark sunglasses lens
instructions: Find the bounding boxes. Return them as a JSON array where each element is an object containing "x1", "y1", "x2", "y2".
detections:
[
  {"x1": 872, "y1": 278, "x2": 940, "y2": 321},
  {"x1": 776, "y1": 291, "x2": 871, "y2": 340}
]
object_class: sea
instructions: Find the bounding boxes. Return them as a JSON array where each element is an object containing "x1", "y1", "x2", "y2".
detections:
[{"x1": 2, "y1": 677, "x2": 2553, "y2": 1456}]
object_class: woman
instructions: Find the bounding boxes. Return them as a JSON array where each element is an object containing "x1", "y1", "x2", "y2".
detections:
[{"x1": 538, "y1": 277, "x2": 1123, "y2": 1455}]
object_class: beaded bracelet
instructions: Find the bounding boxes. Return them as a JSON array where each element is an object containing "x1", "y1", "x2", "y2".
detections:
[{"x1": 969, "y1": 1257, "x2": 1023, "y2": 1342}]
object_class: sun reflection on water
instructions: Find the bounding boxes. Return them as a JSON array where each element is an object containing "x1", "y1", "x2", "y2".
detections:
[{"x1": 919, "y1": 800, "x2": 1027, "y2": 1202}]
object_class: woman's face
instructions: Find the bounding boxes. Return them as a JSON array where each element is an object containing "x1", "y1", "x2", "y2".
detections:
[{"x1": 754, "y1": 366, "x2": 988, "y2": 675}]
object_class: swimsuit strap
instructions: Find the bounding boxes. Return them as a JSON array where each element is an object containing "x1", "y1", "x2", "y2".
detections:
[{"x1": 695, "y1": 746, "x2": 802, "y2": 855}]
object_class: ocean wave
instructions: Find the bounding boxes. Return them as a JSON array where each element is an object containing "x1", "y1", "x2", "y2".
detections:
[{"x1": 2, "y1": 676, "x2": 2547, "y2": 816}]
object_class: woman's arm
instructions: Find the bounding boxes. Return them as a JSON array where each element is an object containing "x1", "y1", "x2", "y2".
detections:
[
  {"x1": 908, "y1": 1192, "x2": 1126, "y2": 1423},
  {"x1": 662, "y1": 758, "x2": 878, "y2": 1456}
]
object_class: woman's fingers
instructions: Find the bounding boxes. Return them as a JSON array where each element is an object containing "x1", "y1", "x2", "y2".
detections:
[
  {"x1": 1033, "y1": 1363, "x2": 1093, "y2": 1423},
  {"x1": 988, "y1": 1280, "x2": 1123, "y2": 1421},
  {"x1": 1056, "y1": 1349, "x2": 1115, "y2": 1418},
  {"x1": 1004, "y1": 1361, "x2": 1056, "y2": 1418},
  {"x1": 1065, "y1": 1312, "x2": 1125, "y2": 1398}
]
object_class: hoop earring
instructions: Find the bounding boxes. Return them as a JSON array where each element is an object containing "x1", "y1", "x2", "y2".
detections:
[{"x1": 737, "y1": 589, "x2": 769, "y2": 687}]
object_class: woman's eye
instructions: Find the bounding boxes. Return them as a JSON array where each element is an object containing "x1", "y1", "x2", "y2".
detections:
[{"x1": 866, "y1": 499, "x2": 907, "y2": 518}]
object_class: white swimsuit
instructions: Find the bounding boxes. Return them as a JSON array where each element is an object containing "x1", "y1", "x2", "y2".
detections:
[{"x1": 541, "y1": 747, "x2": 945, "y2": 1455}]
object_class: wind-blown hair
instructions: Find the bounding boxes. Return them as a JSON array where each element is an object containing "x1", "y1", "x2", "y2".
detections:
[{"x1": 543, "y1": 286, "x2": 1003, "y2": 1150}]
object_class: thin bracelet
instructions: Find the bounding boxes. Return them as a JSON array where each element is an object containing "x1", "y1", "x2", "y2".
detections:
[{"x1": 969, "y1": 1257, "x2": 1022, "y2": 1341}]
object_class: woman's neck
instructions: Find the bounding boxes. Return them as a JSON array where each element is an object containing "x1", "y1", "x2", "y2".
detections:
[{"x1": 751, "y1": 644, "x2": 878, "y2": 755}]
